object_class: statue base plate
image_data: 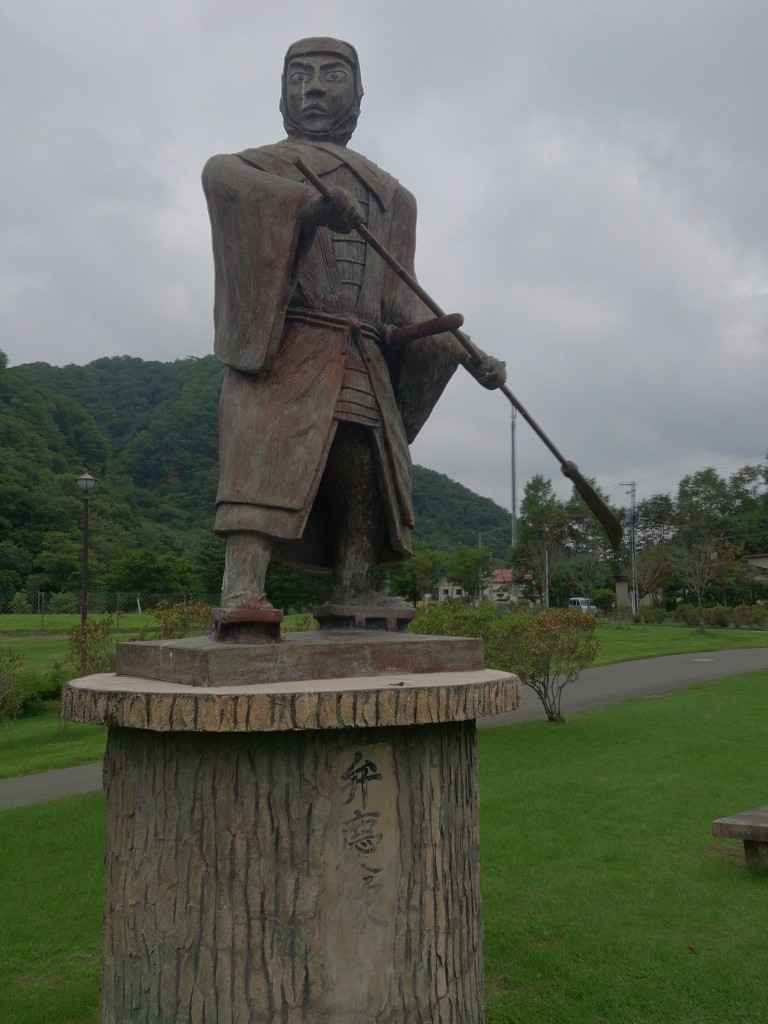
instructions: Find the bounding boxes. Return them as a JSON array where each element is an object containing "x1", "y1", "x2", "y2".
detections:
[
  {"x1": 212, "y1": 604, "x2": 283, "y2": 643},
  {"x1": 314, "y1": 601, "x2": 417, "y2": 632}
]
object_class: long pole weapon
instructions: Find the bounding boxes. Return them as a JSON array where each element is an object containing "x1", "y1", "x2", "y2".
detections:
[{"x1": 295, "y1": 157, "x2": 623, "y2": 550}]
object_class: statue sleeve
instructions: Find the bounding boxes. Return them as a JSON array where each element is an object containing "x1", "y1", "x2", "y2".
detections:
[
  {"x1": 202, "y1": 154, "x2": 314, "y2": 373},
  {"x1": 385, "y1": 186, "x2": 464, "y2": 443}
]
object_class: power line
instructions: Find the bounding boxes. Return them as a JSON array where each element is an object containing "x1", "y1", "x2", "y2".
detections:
[{"x1": 604, "y1": 453, "x2": 767, "y2": 502}]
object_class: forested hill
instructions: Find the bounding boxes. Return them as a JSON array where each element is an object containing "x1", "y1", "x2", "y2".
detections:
[{"x1": 0, "y1": 351, "x2": 510, "y2": 595}]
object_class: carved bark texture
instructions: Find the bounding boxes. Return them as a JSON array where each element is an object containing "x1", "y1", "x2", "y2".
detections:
[
  {"x1": 63, "y1": 670, "x2": 518, "y2": 733},
  {"x1": 101, "y1": 722, "x2": 483, "y2": 1023}
]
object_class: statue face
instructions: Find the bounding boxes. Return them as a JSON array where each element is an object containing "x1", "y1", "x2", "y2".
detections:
[{"x1": 284, "y1": 55, "x2": 356, "y2": 137}]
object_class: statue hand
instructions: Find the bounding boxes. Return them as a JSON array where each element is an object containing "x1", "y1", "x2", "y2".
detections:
[
  {"x1": 307, "y1": 185, "x2": 363, "y2": 234},
  {"x1": 464, "y1": 342, "x2": 507, "y2": 390}
]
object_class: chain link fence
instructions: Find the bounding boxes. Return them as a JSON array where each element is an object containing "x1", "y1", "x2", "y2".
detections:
[{"x1": 0, "y1": 591, "x2": 219, "y2": 629}]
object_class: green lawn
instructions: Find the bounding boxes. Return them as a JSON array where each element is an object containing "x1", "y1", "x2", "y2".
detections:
[
  {"x1": 1, "y1": 620, "x2": 767, "y2": 781},
  {"x1": 0, "y1": 715, "x2": 105, "y2": 780},
  {"x1": 0, "y1": 612, "x2": 152, "y2": 635},
  {"x1": 0, "y1": 611, "x2": 312, "y2": 673},
  {"x1": 0, "y1": 794, "x2": 103, "y2": 1024},
  {"x1": 480, "y1": 670, "x2": 768, "y2": 1023},
  {"x1": 2, "y1": 673, "x2": 766, "y2": 1022},
  {"x1": 594, "y1": 620, "x2": 767, "y2": 666},
  {"x1": 0, "y1": 613, "x2": 154, "y2": 673}
]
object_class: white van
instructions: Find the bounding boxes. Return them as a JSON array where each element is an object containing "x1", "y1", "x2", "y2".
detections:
[{"x1": 568, "y1": 597, "x2": 597, "y2": 614}]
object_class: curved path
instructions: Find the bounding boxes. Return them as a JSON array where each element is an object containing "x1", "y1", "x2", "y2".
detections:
[
  {"x1": 482, "y1": 646, "x2": 768, "y2": 726},
  {"x1": 2, "y1": 648, "x2": 767, "y2": 809}
]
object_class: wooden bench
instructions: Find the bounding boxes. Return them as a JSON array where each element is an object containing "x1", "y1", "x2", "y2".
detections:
[{"x1": 712, "y1": 805, "x2": 768, "y2": 868}]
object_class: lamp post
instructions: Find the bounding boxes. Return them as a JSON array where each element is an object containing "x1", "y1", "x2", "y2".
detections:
[{"x1": 76, "y1": 472, "x2": 96, "y2": 625}]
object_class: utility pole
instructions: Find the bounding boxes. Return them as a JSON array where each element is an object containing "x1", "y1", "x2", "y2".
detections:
[
  {"x1": 621, "y1": 480, "x2": 638, "y2": 614},
  {"x1": 510, "y1": 407, "x2": 518, "y2": 548},
  {"x1": 76, "y1": 471, "x2": 97, "y2": 626}
]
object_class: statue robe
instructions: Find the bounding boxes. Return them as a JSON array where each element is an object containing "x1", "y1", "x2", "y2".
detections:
[{"x1": 203, "y1": 139, "x2": 463, "y2": 570}]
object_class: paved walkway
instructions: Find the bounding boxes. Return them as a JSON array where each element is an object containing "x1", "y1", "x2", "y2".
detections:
[
  {"x1": 2, "y1": 648, "x2": 767, "y2": 809},
  {"x1": 483, "y1": 645, "x2": 768, "y2": 726}
]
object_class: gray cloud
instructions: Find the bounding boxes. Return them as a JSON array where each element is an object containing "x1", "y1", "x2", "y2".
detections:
[{"x1": 2, "y1": 0, "x2": 766, "y2": 515}]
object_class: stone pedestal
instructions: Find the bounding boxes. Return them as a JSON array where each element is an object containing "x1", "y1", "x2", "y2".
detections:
[{"x1": 63, "y1": 632, "x2": 520, "y2": 1024}]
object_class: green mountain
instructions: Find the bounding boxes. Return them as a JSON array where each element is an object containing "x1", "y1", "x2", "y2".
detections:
[{"x1": 1, "y1": 352, "x2": 511, "y2": 596}]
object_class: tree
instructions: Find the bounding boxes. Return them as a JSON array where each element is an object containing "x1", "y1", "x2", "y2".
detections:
[
  {"x1": 710, "y1": 540, "x2": 744, "y2": 605},
  {"x1": 518, "y1": 536, "x2": 566, "y2": 607},
  {"x1": 513, "y1": 475, "x2": 568, "y2": 606},
  {"x1": 672, "y1": 542, "x2": 720, "y2": 627},
  {"x1": 564, "y1": 552, "x2": 612, "y2": 609},
  {"x1": 675, "y1": 469, "x2": 731, "y2": 546},
  {"x1": 387, "y1": 542, "x2": 442, "y2": 604},
  {"x1": 564, "y1": 479, "x2": 618, "y2": 559},
  {"x1": 102, "y1": 550, "x2": 198, "y2": 598},
  {"x1": 0, "y1": 541, "x2": 32, "y2": 594},
  {"x1": 635, "y1": 494, "x2": 676, "y2": 548},
  {"x1": 634, "y1": 543, "x2": 673, "y2": 610},
  {"x1": 446, "y1": 543, "x2": 494, "y2": 602},
  {"x1": 265, "y1": 562, "x2": 332, "y2": 612},
  {"x1": 30, "y1": 532, "x2": 83, "y2": 593}
]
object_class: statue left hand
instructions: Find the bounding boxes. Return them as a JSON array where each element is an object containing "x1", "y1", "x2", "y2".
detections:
[{"x1": 468, "y1": 349, "x2": 507, "y2": 390}]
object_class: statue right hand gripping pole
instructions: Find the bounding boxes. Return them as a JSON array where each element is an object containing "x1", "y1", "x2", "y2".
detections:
[{"x1": 295, "y1": 157, "x2": 624, "y2": 551}]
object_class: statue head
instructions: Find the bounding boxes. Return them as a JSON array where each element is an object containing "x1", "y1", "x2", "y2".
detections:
[{"x1": 280, "y1": 37, "x2": 363, "y2": 146}]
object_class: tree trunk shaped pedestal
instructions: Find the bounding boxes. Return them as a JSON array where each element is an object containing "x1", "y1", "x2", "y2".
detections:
[{"x1": 63, "y1": 631, "x2": 520, "y2": 1024}]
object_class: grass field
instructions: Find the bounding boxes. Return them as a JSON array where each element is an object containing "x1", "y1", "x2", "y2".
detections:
[
  {"x1": 593, "y1": 621, "x2": 768, "y2": 666},
  {"x1": 0, "y1": 613, "x2": 154, "y2": 674},
  {"x1": 0, "y1": 612, "x2": 152, "y2": 635},
  {"x1": 480, "y1": 671, "x2": 768, "y2": 1023},
  {"x1": 0, "y1": 793, "x2": 103, "y2": 1024},
  {"x1": 0, "y1": 611, "x2": 314, "y2": 672},
  {"x1": 1, "y1": 620, "x2": 767, "y2": 781},
  {"x1": 0, "y1": 714, "x2": 105, "y2": 780},
  {"x1": 2, "y1": 673, "x2": 766, "y2": 1023},
  {"x1": 2, "y1": 615, "x2": 766, "y2": 675}
]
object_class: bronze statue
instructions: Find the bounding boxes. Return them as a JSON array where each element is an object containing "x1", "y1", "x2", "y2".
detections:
[{"x1": 203, "y1": 38, "x2": 506, "y2": 639}]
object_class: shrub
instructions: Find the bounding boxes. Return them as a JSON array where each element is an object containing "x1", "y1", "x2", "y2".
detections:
[
  {"x1": 282, "y1": 613, "x2": 317, "y2": 633},
  {"x1": 9, "y1": 592, "x2": 31, "y2": 614},
  {"x1": 703, "y1": 604, "x2": 730, "y2": 629},
  {"x1": 729, "y1": 604, "x2": 768, "y2": 629},
  {"x1": 492, "y1": 608, "x2": 599, "y2": 723},
  {"x1": 410, "y1": 601, "x2": 501, "y2": 641},
  {"x1": 0, "y1": 646, "x2": 24, "y2": 735},
  {"x1": 730, "y1": 604, "x2": 753, "y2": 629},
  {"x1": 412, "y1": 604, "x2": 599, "y2": 723},
  {"x1": 153, "y1": 600, "x2": 213, "y2": 640},
  {"x1": 67, "y1": 617, "x2": 117, "y2": 674},
  {"x1": 673, "y1": 604, "x2": 700, "y2": 627},
  {"x1": 639, "y1": 607, "x2": 667, "y2": 625},
  {"x1": 593, "y1": 588, "x2": 615, "y2": 613},
  {"x1": 48, "y1": 591, "x2": 79, "y2": 614}
]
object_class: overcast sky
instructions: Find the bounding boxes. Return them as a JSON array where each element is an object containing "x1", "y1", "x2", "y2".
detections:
[{"x1": 3, "y1": 0, "x2": 766, "y2": 521}]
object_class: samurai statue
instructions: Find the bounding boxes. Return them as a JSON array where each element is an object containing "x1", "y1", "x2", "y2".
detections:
[{"x1": 203, "y1": 37, "x2": 506, "y2": 639}]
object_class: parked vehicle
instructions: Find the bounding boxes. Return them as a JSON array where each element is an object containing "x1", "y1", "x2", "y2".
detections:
[{"x1": 568, "y1": 596, "x2": 597, "y2": 614}]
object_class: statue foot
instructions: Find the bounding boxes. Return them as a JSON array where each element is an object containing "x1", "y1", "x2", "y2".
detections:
[{"x1": 214, "y1": 592, "x2": 283, "y2": 644}]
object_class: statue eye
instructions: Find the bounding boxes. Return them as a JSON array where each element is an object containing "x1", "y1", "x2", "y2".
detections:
[
  {"x1": 289, "y1": 70, "x2": 311, "y2": 83},
  {"x1": 325, "y1": 69, "x2": 348, "y2": 82}
]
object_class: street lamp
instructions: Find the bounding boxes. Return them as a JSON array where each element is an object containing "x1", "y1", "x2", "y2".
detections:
[{"x1": 76, "y1": 472, "x2": 97, "y2": 625}]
